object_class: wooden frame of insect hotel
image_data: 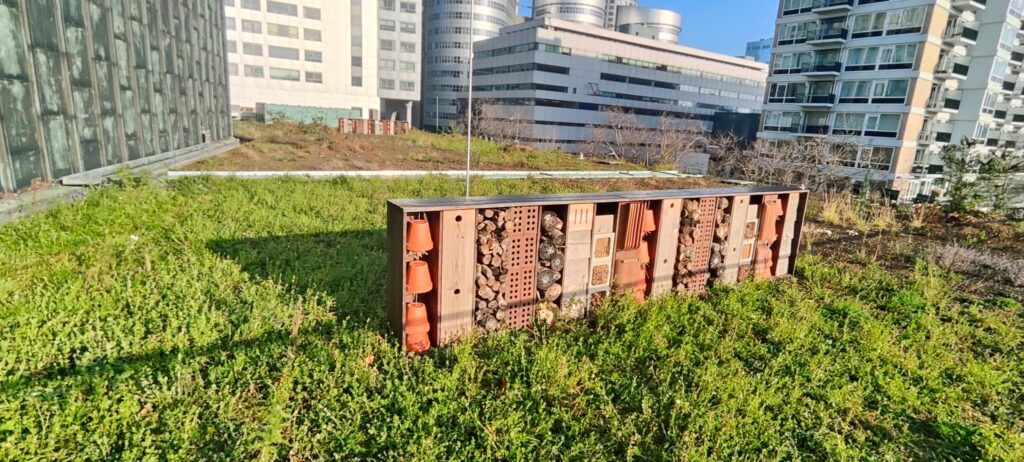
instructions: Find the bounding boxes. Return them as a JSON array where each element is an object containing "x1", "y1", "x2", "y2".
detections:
[{"x1": 387, "y1": 187, "x2": 809, "y2": 352}]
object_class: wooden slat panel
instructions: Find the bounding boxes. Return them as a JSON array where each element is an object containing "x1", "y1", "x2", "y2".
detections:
[
  {"x1": 774, "y1": 192, "x2": 801, "y2": 277},
  {"x1": 386, "y1": 203, "x2": 406, "y2": 341},
  {"x1": 435, "y1": 209, "x2": 477, "y2": 346},
  {"x1": 650, "y1": 199, "x2": 682, "y2": 297},
  {"x1": 719, "y1": 196, "x2": 749, "y2": 285},
  {"x1": 561, "y1": 204, "x2": 595, "y2": 317}
]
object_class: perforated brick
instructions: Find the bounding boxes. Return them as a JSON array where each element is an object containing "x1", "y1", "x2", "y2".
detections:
[
  {"x1": 682, "y1": 197, "x2": 717, "y2": 292},
  {"x1": 502, "y1": 206, "x2": 540, "y2": 329}
]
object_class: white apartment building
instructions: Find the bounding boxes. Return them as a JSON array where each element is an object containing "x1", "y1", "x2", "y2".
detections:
[
  {"x1": 761, "y1": 0, "x2": 1024, "y2": 200},
  {"x1": 224, "y1": 0, "x2": 420, "y2": 122},
  {"x1": 473, "y1": 18, "x2": 768, "y2": 152}
]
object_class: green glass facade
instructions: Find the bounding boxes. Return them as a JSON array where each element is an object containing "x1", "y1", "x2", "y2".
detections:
[{"x1": 0, "y1": 0, "x2": 231, "y2": 193}]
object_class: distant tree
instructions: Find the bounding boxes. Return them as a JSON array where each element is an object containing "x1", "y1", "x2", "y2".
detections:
[
  {"x1": 940, "y1": 139, "x2": 1024, "y2": 213},
  {"x1": 586, "y1": 107, "x2": 705, "y2": 167}
]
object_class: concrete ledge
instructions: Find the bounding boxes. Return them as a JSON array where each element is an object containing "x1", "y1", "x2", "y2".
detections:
[
  {"x1": 0, "y1": 186, "x2": 86, "y2": 225},
  {"x1": 166, "y1": 170, "x2": 697, "y2": 180},
  {"x1": 61, "y1": 139, "x2": 240, "y2": 186}
]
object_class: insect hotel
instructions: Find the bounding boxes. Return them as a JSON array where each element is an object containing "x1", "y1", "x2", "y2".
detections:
[{"x1": 387, "y1": 187, "x2": 809, "y2": 352}]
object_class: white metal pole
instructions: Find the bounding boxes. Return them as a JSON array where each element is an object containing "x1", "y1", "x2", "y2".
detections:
[{"x1": 465, "y1": 0, "x2": 474, "y2": 197}]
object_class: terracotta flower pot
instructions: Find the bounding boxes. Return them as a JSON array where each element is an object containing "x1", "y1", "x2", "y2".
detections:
[
  {"x1": 406, "y1": 261, "x2": 433, "y2": 294},
  {"x1": 638, "y1": 240, "x2": 651, "y2": 265},
  {"x1": 407, "y1": 219, "x2": 434, "y2": 253},
  {"x1": 406, "y1": 302, "x2": 431, "y2": 352},
  {"x1": 642, "y1": 209, "x2": 657, "y2": 234}
]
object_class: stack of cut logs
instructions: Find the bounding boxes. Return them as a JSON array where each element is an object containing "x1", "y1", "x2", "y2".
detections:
[
  {"x1": 535, "y1": 211, "x2": 566, "y2": 324},
  {"x1": 709, "y1": 198, "x2": 732, "y2": 284},
  {"x1": 675, "y1": 199, "x2": 701, "y2": 290},
  {"x1": 475, "y1": 208, "x2": 510, "y2": 331}
]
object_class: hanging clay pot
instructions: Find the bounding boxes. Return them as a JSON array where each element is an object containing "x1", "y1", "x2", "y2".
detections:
[
  {"x1": 407, "y1": 219, "x2": 434, "y2": 253},
  {"x1": 407, "y1": 261, "x2": 433, "y2": 294},
  {"x1": 406, "y1": 302, "x2": 431, "y2": 352},
  {"x1": 642, "y1": 209, "x2": 657, "y2": 234}
]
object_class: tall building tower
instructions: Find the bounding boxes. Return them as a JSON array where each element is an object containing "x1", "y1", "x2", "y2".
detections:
[
  {"x1": 533, "y1": 0, "x2": 608, "y2": 28},
  {"x1": 225, "y1": 0, "x2": 421, "y2": 123},
  {"x1": 614, "y1": 5, "x2": 682, "y2": 42},
  {"x1": 422, "y1": 0, "x2": 520, "y2": 131},
  {"x1": 745, "y1": 38, "x2": 774, "y2": 63},
  {"x1": 605, "y1": 0, "x2": 638, "y2": 29},
  {"x1": 760, "y1": 0, "x2": 1024, "y2": 200}
]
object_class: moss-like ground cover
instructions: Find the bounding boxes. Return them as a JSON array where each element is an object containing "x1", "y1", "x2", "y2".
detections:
[{"x1": 1, "y1": 177, "x2": 1021, "y2": 460}]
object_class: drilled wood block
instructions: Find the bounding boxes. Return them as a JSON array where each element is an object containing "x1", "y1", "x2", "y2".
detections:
[
  {"x1": 594, "y1": 214, "x2": 615, "y2": 234},
  {"x1": 754, "y1": 195, "x2": 784, "y2": 280},
  {"x1": 435, "y1": 209, "x2": 476, "y2": 346},
  {"x1": 650, "y1": 199, "x2": 682, "y2": 297}
]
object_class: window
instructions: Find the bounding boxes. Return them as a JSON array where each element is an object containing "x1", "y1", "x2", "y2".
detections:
[
  {"x1": 839, "y1": 81, "x2": 871, "y2": 103},
  {"x1": 400, "y1": 81, "x2": 415, "y2": 91},
  {"x1": 833, "y1": 113, "x2": 865, "y2": 133},
  {"x1": 267, "y1": 23, "x2": 298, "y2": 38},
  {"x1": 879, "y1": 44, "x2": 917, "y2": 69},
  {"x1": 1000, "y1": 24, "x2": 1017, "y2": 52},
  {"x1": 991, "y1": 57, "x2": 1010, "y2": 85},
  {"x1": 777, "y1": 21, "x2": 814, "y2": 45},
  {"x1": 981, "y1": 91, "x2": 999, "y2": 115},
  {"x1": 352, "y1": 56, "x2": 362, "y2": 67},
  {"x1": 400, "y1": 1, "x2": 416, "y2": 13},
  {"x1": 303, "y1": 6, "x2": 321, "y2": 20},
  {"x1": 400, "y1": 61, "x2": 415, "y2": 72},
  {"x1": 228, "y1": 63, "x2": 239, "y2": 76},
  {"x1": 380, "y1": 0, "x2": 395, "y2": 10},
  {"x1": 225, "y1": 0, "x2": 235, "y2": 5},
  {"x1": 884, "y1": 7, "x2": 925, "y2": 35},
  {"x1": 381, "y1": 59, "x2": 396, "y2": 70},
  {"x1": 380, "y1": 79, "x2": 396, "y2": 90},
  {"x1": 400, "y1": 42, "x2": 416, "y2": 53},
  {"x1": 380, "y1": 19, "x2": 396, "y2": 31},
  {"x1": 763, "y1": 111, "x2": 801, "y2": 131},
  {"x1": 242, "y1": 42, "x2": 262, "y2": 56},
  {"x1": 268, "y1": 46, "x2": 299, "y2": 60},
  {"x1": 851, "y1": 12, "x2": 886, "y2": 38},
  {"x1": 226, "y1": 40, "x2": 237, "y2": 54},
  {"x1": 401, "y1": 22, "x2": 416, "y2": 34},
  {"x1": 306, "y1": 72, "x2": 323, "y2": 83},
  {"x1": 241, "y1": 19, "x2": 261, "y2": 33},
  {"x1": 305, "y1": 50, "x2": 322, "y2": 62},
  {"x1": 226, "y1": 17, "x2": 236, "y2": 31},
  {"x1": 782, "y1": 0, "x2": 813, "y2": 15},
  {"x1": 244, "y1": 65, "x2": 263, "y2": 77},
  {"x1": 269, "y1": 67, "x2": 300, "y2": 81},
  {"x1": 380, "y1": 39, "x2": 394, "y2": 51},
  {"x1": 860, "y1": 147, "x2": 894, "y2": 170},
  {"x1": 872, "y1": 79, "x2": 909, "y2": 103},
  {"x1": 974, "y1": 123, "x2": 990, "y2": 140},
  {"x1": 304, "y1": 29, "x2": 321, "y2": 41},
  {"x1": 352, "y1": 76, "x2": 363, "y2": 87},
  {"x1": 241, "y1": 0, "x2": 260, "y2": 10},
  {"x1": 266, "y1": 0, "x2": 297, "y2": 16},
  {"x1": 865, "y1": 114, "x2": 901, "y2": 135}
]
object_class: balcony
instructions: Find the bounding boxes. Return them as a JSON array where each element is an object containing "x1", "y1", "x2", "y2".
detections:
[
  {"x1": 944, "y1": 25, "x2": 979, "y2": 46},
  {"x1": 812, "y1": 0, "x2": 853, "y2": 14},
  {"x1": 951, "y1": 0, "x2": 986, "y2": 12},
  {"x1": 798, "y1": 94, "x2": 836, "y2": 107},
  {"x1": 802, "y1": 61, "x2": 842, "y2": 76},
  {"x1": 799, "y1": 124, "x2": 831, "y2": 136},
  {"x1": 808, "y1": 28, "x2": 848, "y2": 45},
  {"x1": 935, "y1": 60, "x2": 970, "y2": 80},
  {"x1": 927, "y1": 96, "x2": 961, "y2": 113}
]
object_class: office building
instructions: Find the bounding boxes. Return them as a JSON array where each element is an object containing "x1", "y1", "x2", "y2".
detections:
[
  {"x1": 761, "y1": 0, "x2": 1024, "y2": 200},
  {"x1": 745, "y1": 38, "x2": 774, "y2": 63},
  {"x1": 225, "y1": 0, "x2": 420, "y2": 122},
  {"x1": 0, "y1": 0, "x2": 231, "y2": 194},
  {"x1": 605, "y1": 0, "x2": 638, "y2": 29},
  {"x1": 422, "y1": 0, "x2": 520, "y2": 131},
  {"x1": 472, "y1": 18, "x2": 768, "y2": 152}
]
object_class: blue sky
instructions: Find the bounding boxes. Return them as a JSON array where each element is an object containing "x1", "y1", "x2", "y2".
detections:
[{"x1": 518, "y1": 1, "x2": 777, "y2": 56}]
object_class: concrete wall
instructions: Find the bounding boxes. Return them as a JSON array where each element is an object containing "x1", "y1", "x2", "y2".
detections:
[{"x1": 0, "y1": 0, "x2": 232, "y2": 193}]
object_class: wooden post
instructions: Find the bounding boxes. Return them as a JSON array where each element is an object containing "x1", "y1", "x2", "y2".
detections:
[
  {"x1": 650, "y1": 199, "x2": 682, "y2": 297},
  {"x1": 436, "y1": 209, "x2": 477, "y2": 345},
  {"x1": 774, "y1": 192, "x2": 801, "y2": 276},
  {"x1": 719, "y1": 195, "x2": 749, "y2": 285}
]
